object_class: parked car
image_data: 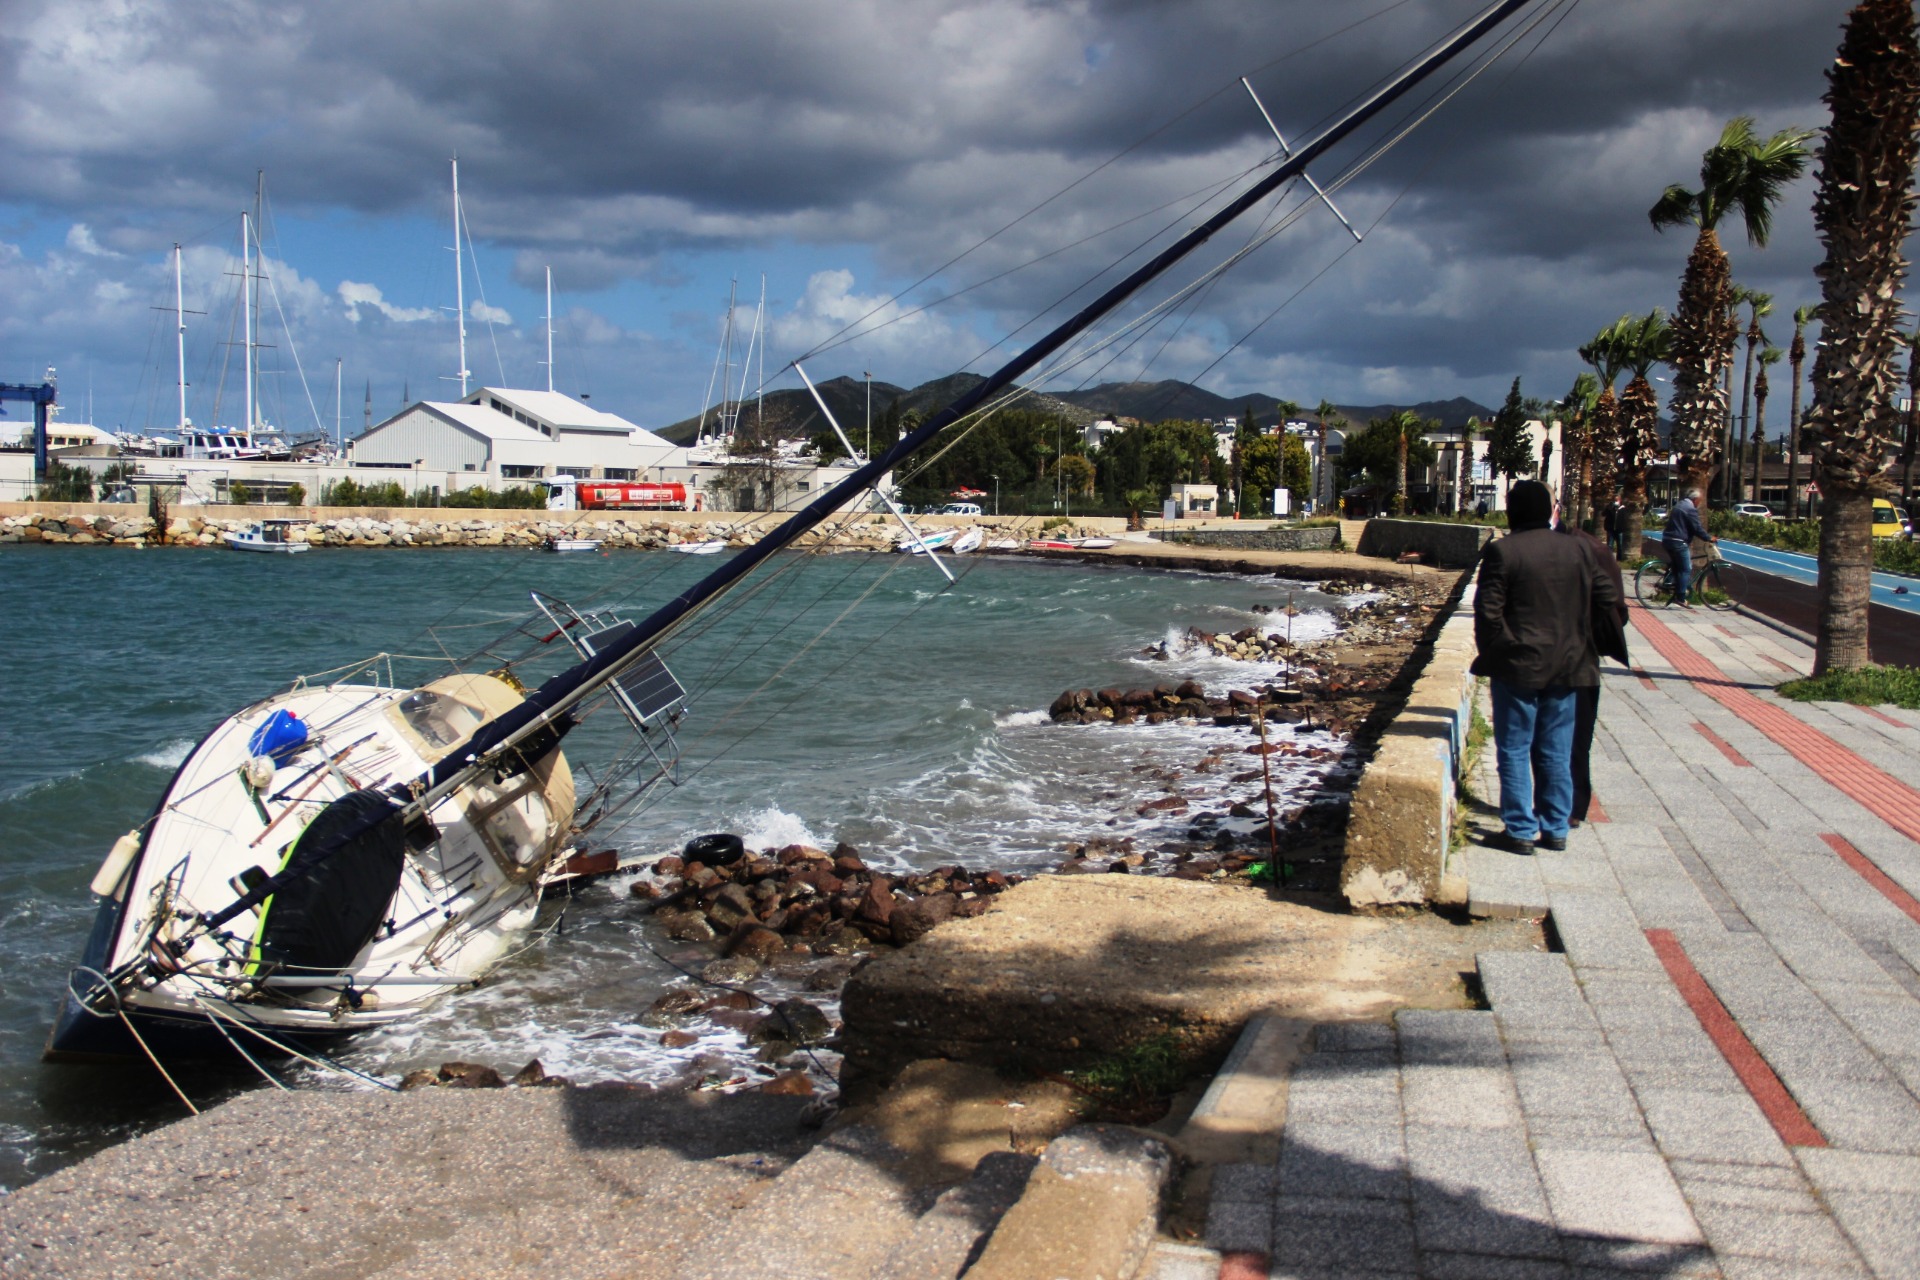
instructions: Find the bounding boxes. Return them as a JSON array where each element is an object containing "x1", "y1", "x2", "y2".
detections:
[
  {"x1": 103, "y1": 485, "x2": 139, "y2": 504},
  {"x1": 939, "y1": 502, "x2": 982, "y2": 516},
  {"x1": 1733, "y1": 502, "x2": 1773, "y2": 520}
]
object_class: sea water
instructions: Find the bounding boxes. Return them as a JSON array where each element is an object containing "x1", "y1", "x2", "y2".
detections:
[{"x1": 0, "y1": 543, "x2": 1358, "y2": 1190}]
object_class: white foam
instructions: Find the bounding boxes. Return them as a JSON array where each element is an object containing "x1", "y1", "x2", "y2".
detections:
[
  {"x1": 734, "y1": 806, "x2": 821, "y2": 852},
  {"x1": 134, "y1": 740, "x2": 193, "y2": 770},
  {"x1": 995, "y1": 709, "x2": 1051, "y2": 728}
]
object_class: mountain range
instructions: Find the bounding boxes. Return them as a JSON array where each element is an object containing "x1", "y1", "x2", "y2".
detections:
[{"x1": 653, "y1": 375, "x2": 1494, "y2": 445}]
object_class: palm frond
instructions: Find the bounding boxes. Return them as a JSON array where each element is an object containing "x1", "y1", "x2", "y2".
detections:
[{"x1": 1649, "y1": 184, "x2": 1700, "y2": 231}]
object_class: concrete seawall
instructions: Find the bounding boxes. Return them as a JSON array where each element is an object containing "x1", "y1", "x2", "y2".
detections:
[
  {"x1": 1356, "y1": 517, "x2": 1493, "y2": 568},
  {"x1": 1340, "y1": 577, "x2": 1480, "y2": 909}
]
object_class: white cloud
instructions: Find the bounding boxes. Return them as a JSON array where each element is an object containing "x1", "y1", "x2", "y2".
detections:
[
  {"x1": 339, "y1": 281, "x2": 435, "y2": 324},
  {"x1": 65, "y1": 224, "x2": 120, "y2": 257},
  {"x1": 470, "y1": 300, "x2": 513, "y2": 325}
]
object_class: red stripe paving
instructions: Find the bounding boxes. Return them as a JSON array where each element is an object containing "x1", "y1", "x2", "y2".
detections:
[
  {"x1": 1587, "y1": 796, "x2": 1611, "y2": 824},
  {"x1": 1862, "y1": 706, "x2": 1910, "y2": 729},
  {"x1": 1693, "y1": 721, "x2": 1754, "y2": 767},
  {"x1": 1645, "y1": 929, "x2": 1826, "y2": 1149},
  {"x1": 1218, "y1": 1252, "x2": 1267, "y2": 1280},
  {"x1": 1632, "y1": 606, "x2": 1920, "y2": 847},
  {"x1": 1821, "y1": 833, "x2": 1920, "y2": 926},
  {"x1": 1762, "y1": 654, "x2": 1801, "y2": 676},
  {"x1": 1633, "y1": 667, "x2": 1657, "y2": 691}
]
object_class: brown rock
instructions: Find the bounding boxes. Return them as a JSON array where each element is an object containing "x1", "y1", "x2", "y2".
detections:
[
  {"x1": 890, "y1": 893, "x2": 959, "y2": 946},
  {"x1": 834, "y1": 853, "x2": 868, "y2": 875},
  {"x1": 656, "y1": 908, "x2": 716, "y2": 942},
  {"x1": 661, "y1": 1029, "x2": 699, "y2": 1048},
  {"x1": 855, "y1": 875, "x2": 896, "y2": 925},
  {"x1": 728, "y1": 924, "x2": 786, "y2": 963},
  {"x1": 653, "y1": 856, "x2": 684, "y2": 876},
  {"x1": 398, "y1": 1069, "x2": 438, "y2": 1090},
  {"x1": 511, "y1": 1059, "x2": 549, "y2": 1086},
  {"x1": 814, "y1": 923, "x2": 873, "y2": 956},
  {"x1": 758, "y1": 1071, "x2": 814, "y2": 1096},
  {"x1": 438, "y1": 1061, "x2": 505, "y2": 1089},
  {"x1": 628, "y1": 879, "x2": 660, "y2": 900}
]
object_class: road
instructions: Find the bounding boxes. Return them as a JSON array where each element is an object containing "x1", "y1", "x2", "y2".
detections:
[{"x1": 1639, "y1": 537, "x2": 1920, "y2": 667}]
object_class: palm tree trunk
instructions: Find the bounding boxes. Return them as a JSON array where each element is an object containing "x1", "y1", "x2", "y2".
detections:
[
  {"x1": 1752, "y1": 372, "x2": 1769, "y2": 505},
  {"x1": 1669, "y1": 229, "x2": 1738, "y2": 498},
  {"x1": 1816, "y1": 493, "x2": 1875, "y2": 670},
  {"x1": 1735, "y1": 326, "x2": 1758, "y2": 502},
  {"x1": 1787, "y1": 335, "x2": 1806, "y2": 520},
  {"x1": 1805, "y1": 0, "x2": 1919, "y2": 673}
]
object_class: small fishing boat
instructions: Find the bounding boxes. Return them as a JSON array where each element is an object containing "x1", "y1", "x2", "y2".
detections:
[
  {"x1": 986, "y1": 538, "x2": 1023, "y2": 552},
  {"x1": 1027, "y1": 538, "x2": 1079, "y2": 551},
  {"x1": 898, "y1": 527, "x2": 958, "y2": 554},
  {"x1": 670, "y1": 539, "x2": 728, "y2": 555},
  {"x1": 951, "y1": 529, "x2": 984, "y2": 555},
  {"x1": 1077, "y1": 538, "x2": 1117, "y2": 550},
  {"x1": 542, "y1": 536, "x2": 603, "y2": 553},
  {"x1": 223, "y1": 520, "x2": 310, "y2": 554}
]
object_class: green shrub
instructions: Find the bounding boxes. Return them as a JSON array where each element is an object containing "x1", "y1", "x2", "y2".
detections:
[
  {"x1": 228, "y1": 481, "x2": 253, "y2": 505},
  {"x1": 284, "y1": 483, "x2": 305, "y2": 507},
  {"x1": 35, "y1": 461, "x2": 94, "y2": 503}
]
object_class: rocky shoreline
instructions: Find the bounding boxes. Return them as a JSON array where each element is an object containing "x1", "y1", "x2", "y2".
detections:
[{"x1": 0, "y1": 509, "x2": 1111, "y2": 550}]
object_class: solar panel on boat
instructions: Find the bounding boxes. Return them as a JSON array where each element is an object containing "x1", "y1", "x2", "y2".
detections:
[{"x1": 580, "y1": 623, "x2": 685, "y2": 723}]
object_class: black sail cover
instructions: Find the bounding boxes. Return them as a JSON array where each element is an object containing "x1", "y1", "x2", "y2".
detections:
[{"x1": 250, "y1": 790, "x2": 408, "y2": 976}]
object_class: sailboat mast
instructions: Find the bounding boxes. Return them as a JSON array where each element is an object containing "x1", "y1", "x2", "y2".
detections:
[
  {"x1": 544, "y1": 266, "x2": 554, "y2": 393},
  {"x1": 452, "y1": 157, "x2": 470, "y2": 398},
  {"x1": 721, "y1": 278, "x2": 738, "y2": 441},
  {"x1": 174, "y1": 244, "x2": 188, "y2": 432},
  {"x1": 251, "y1": 172, "x2": 264, "y2": 430},
  {"x1": 241, "y1": 210, "x2": 253, "y2": 438},
  {"x1": 334, "y1": 358, "x2": 343, "y2": 453}
]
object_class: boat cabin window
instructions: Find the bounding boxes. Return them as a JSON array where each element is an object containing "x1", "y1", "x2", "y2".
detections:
[{"x1": 397, "y1": 689, "x2": 484, "y2": 749}]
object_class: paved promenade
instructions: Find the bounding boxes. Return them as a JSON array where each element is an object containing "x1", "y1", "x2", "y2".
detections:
[{"x1": 1190, "y1": 601, "x2": 1920, "y2": 1279}]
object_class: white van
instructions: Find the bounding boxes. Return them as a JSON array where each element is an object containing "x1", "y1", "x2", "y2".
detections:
[{"x1": 940, "y1": 502, "x2": 982, "y2": 516}]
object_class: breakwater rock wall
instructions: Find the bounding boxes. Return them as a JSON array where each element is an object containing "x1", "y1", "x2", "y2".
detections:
[
  {"x1": 1148, "y1": 524, "x2": 1338, "y2": 552},
  {"x1": 0, "y1": 505, "x2": 1115, "y2": 550},
  {"x1": 1355, "y1": 518, "x2": 1493, "y2": 568}
]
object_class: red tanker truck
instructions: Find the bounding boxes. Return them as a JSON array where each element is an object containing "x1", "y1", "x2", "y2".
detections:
[{"x1": 544, "y1": 476, "x2": 699, "y2": 511}]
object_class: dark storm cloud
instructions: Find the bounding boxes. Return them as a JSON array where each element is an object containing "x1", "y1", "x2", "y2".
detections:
[{"x1": 0, "y1": 0, "x2": 1878, "y2": 420}]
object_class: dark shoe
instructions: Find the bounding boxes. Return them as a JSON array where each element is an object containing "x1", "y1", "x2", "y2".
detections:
[
  {"x1": 1539, "y1": 833, "x2": 1567, "y2": 852},
  {"x1": 1488, "y1": 830, "x2": 1536, "y2": 855}
]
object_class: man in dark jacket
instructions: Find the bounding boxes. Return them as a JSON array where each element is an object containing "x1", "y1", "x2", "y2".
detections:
[
  {"x1": 1661, "y1": 487, "x2": 1716, "y2": 607},
  {"x1": 1471, "y1": 480, "x2": 1620, "y2": 853}
]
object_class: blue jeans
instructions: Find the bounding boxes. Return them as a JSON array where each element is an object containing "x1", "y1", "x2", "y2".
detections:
[
  {"x1": 1489, "y1": 678, "x2": 1577, "y2": 841},
  {"x1": 1663, "y1": 537, "x2": 1692, "y2": 603}
]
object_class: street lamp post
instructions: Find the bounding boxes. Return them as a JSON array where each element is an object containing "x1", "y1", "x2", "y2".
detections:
[
  {"x1": 864, "y1": 370, "x2": 872, "y2": 462},
  {"x1": 992, "y1": 474, "x2": 999, "y2": 517}
]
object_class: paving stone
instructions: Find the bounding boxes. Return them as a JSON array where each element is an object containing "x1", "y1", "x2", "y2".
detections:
[
  {"x1": 1534, "y1": 1150, "x2": 1703, "y2": 1245},
  {"x1": 1286, "y1": 1070, "x2": 1404, "y2": 1129},
  {"x1": 1276, "y1": 1122, "x2": 1408, "y2": 1201},
  {"x1": 1712, "y1": 1255, "x2": 1872, "y2": 1279},
  {"x1": 1423, "y1": 1251, "x2": 1572, "y2": 1279},
  {"x1": 1202, "y1": 1195, "x2": 1270, "y2": 1255},
  {"x1": 1266, "y1": 1195, "x2": 1417, "y2": 1273},
  {"x1": 1211, "y1": 1162, "x2": 1274, "y2": 1202},
  {"x1": 1633, "y1": 1088, "x2": 1792, "y2": 1168},
  {"x1": 1560, "y1": 1237, "x2": 1720, "y2": 1274},
  {"x1": 1794, "y1": 1148, "x2": 1920, "y2": 1194},
  {"x1": 1313, "y1": 1022, "x2": 1396, "y2": 1054},
  {"x1": 1687, "y1": 1202, "x2": 1863, "y2": 1267}
]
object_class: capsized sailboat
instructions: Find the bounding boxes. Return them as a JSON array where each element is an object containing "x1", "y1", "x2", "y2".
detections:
[{"x1": 48, "y1": 0, "x2": 1541, "y2": 1064}]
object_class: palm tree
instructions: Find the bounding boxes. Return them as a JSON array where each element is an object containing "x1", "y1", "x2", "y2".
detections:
[
  {"x1": 1804, "y1": 0, "x2": 1919, "y2": 674},
  {"x1": 1315, "y1": 399, "x2": 1344, "y2": 512},
  {"x1": 1733, "y1": 288, "x2": 1773, "y2": 502},
  {"x1": 1785, "y1": 304, "x2": 1819, "y2": 519},
  {"x1": 1457, "y1": 416, "x2": 1478, "y2": 515},
  {"x1": 1901, "y1": 329, "x2": 1919, "y2": 511},
  {"x1": 1616, "y1": 311, "x2": 1670, "y2": 555},
  {"x1": 1578, "y1": 321, "x2": 1629, "y2": 517},
  {"x1": 1752, "y1": 345, "x2": 1784, "y2": 505},
  {"x1": 1382, "y1": 409, "x2": 1423, "y2": 514},
  {"x1": 1559, "y1": 374, "x2": 1599, "y2": 527},
  {"x1": 1650, "y1": 117, "x2": 1815, "y2": 498}
]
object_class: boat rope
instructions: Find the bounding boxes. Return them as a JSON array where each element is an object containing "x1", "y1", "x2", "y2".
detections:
[
  {"x1": 190, "y1": 994, "x2": 291, "y2": 1092},
  {"x1": 68, "y1": 966, "x2": 201, "y2": 1116}
]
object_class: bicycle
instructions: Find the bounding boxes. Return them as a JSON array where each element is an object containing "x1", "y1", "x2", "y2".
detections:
[{"x1": 1634, "y1": 544, "x2": 1744, "y2": 611}]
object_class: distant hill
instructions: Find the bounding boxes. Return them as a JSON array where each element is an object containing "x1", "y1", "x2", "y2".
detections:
[{"x1": 656, "y1": 375, "x2": 1491, "y2": 443}]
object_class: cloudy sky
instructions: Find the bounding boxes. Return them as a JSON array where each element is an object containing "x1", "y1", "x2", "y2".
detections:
[{"x1": 0, "y1": 0, "x2": 1867, "y2": 439}]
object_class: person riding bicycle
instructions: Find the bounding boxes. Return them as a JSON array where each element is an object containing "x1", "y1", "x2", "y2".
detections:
[{"x1": 1661, "y1": 488, "x2": 1716, "y2": 608}]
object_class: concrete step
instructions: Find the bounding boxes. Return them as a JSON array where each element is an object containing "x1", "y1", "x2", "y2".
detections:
[
  {"x1": 872, "y1": 1150, "x2": 1037, "y2": 1280},
  {"x1": 677, "y1": 1123, "x2": 925, "y2": 1280}
]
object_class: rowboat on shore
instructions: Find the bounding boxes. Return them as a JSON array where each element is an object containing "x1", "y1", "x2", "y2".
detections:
[
  {"x1": 46, "y1": 0, "x2": 1543, "y2": 1070},
  {"x1": 541, "y1": 536, "x2": 603, "y2": 553}
]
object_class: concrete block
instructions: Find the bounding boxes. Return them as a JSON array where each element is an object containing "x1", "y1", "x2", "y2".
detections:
[
  {"x1": 1313, "y1": 1021, "x2": 1396, "y2": 1054},
  {"x1": 1267, "y1": 1194, "x2": 1418, "y2": 1273}
]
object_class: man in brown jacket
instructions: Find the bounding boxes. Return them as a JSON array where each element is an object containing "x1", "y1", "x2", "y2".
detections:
[{"x1": 1470, "y1": 480, "x2": 1620, "y2": 853}]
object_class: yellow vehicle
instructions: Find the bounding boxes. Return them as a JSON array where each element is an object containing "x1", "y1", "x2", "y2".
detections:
[{"x1": 1871, "y1": 498, "x2": 1906, "y2": 539}]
